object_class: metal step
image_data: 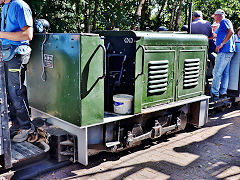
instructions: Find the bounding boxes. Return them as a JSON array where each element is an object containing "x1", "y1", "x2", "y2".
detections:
[
  {"x1": 60, "y1": 140, "x2": 74, "y2": 146},
  {"x1": 11, "y1": 141, "x2": 45, "y2": 165},
  {"x1": 60, "y1": 151, "x2": 74, "y2": 156}
]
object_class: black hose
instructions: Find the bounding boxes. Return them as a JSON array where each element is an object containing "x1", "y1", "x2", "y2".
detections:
[{"x1": 41, "y1": 34, "x2": 49, "y2": 81}]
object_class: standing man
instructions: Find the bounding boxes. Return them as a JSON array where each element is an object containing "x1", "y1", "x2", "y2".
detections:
[
  {"x1": 191, "y1": 10, "x2": 213, "y2": 39},
  {"x1": 0, "y1": 0, "x2": 33, "y2": 142},
  {"x1": 211, "y1": 9, "x2": 235, "y2": 101},
  {"x1": 191, "y1": 11, "x2": 214, "y2": 94},
  {"x1": 191, "y1": 10, "x2": 215, "y2": 59}
]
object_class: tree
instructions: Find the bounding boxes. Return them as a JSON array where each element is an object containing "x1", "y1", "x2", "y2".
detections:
[
  {"x1": 132, "y1": 0, "x2": 146, "y2": 30},
  {"x1": 25, "y1": 0, "x2": 240, "y2": 33}
]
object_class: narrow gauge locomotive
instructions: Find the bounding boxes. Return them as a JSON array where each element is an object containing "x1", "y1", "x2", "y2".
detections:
[{"x1": 0, "y1": 30, "x2": 209, "y2": 171}]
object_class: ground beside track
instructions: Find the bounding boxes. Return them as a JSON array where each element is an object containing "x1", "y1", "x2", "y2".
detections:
[{"x1": 38, "y1": 106, "x2": 240, "y2": 180}]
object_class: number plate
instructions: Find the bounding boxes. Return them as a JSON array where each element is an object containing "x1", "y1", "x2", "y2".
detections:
[{"x1": 44, "y1": 54, "x2": 54, "y2": 68}]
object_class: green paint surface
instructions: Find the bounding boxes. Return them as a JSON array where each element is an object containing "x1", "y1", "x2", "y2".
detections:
[{"x1": 28, "y1": 33, "x2": 104, "y2": 126}]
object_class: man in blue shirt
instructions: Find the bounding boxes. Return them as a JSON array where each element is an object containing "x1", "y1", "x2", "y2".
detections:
[
  {"x1": 211, "y1": 9, "x2": 235, "y2": 101},
  {"x1": 191, "y1": 11, "x2": 213, "y2": 39},
  {"x1": 0, "y1": 0, "x2": 33, "y2": 142}
]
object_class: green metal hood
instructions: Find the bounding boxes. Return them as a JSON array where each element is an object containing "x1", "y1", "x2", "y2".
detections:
[{"x1": 97, "y1": 30, "x2": 208, "y2": 46}]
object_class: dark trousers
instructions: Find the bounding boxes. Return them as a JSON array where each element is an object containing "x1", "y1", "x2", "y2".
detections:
[{"x1": 4, "y1": 54, "x2": 31, "y2": 129}]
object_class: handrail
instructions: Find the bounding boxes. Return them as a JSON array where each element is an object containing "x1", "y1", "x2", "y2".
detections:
[
  {"x1": 135, "y1": 45, "x2": 145, "y2": 80},
  {"x1": 89, "y1": 44, "x2": 106, "y2": 79},
  {"x1": 81, "y1": 43, "x2": 106, "y2": 99}
]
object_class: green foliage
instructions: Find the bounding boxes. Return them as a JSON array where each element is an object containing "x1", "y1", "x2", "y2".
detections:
[
  {"x1": 26, "y1": 0, "x2": 77, "y2": 32},
  {"x1": 97, "y1": 0, "x2": 137, "y2": 30},
  {"x1": 193, "y1": 0, "x2": 240, "y2": 31},
  {"x1": 25, "y1": 0, "x2": 240, "y2": 33}
]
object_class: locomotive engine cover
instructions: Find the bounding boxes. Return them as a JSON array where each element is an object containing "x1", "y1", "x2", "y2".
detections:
[
  {"x1": 28, "y1": 33, "x2": 104, "y2": 127},
  {"x1": 97, "y1": 31, "x2": 208, "y2": 112}
]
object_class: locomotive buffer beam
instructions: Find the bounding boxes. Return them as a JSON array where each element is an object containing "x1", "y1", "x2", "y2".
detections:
[{"x1": 127, "y1": 121, "x2": 181, "y2": 147}]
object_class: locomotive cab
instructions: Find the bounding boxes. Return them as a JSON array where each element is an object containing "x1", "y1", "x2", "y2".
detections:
[{"x1": 100, "y1": 32, "x2": 136, "y2": 113}]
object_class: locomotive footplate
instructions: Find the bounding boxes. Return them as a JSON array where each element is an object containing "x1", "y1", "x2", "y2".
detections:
[
  {"x1": 0, "y1": 127, "x2": 76, "y2": 179},
  {"x1": 0, "y1": 141, "x2": 46, "y2": 178},
  {"x1": 11, "y1": 153, "x2": 72, "y2": 179},
  {"x1": 11, "y1": 141, "x2": 46, "y2": 166},
  {"x1": 209, "y1": 97, "x2": 233, "y2": 110}
]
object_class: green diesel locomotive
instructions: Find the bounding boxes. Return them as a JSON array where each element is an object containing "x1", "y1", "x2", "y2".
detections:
[{"x1": 0, "y1": 30, "x2": 209, "y2": 171}]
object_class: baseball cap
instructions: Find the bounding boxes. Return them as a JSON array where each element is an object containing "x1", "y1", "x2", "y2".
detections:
[{"x1": 212, "y1": 9, "x2": 225, "y2": 17}]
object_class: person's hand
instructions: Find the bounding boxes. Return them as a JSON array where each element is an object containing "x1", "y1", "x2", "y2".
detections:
[
  {"x1": 213, "y1": 33, "x2": 217, "y2": 38},
  {"x1": 216, "y1": 43, "x2": 224, "y2": 52}
]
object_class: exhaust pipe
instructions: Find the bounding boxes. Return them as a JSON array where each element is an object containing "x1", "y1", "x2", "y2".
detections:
[{"x1": 188, "y1": 2, "x2": 193, "y2": 34}]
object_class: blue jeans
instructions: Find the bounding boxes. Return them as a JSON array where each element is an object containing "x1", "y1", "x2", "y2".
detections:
[{"x1": 211, "y1": 52, "x2": 234, "y2": 97}]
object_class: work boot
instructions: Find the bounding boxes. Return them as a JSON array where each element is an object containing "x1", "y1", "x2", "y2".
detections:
[
  {"x1": 10, "y1": 123, "x2": 20, "y2": 138},
  {"x1": 12, "y1": 126, "x2": 35, "y2": 143},
  {"x1": 211, "y1": 94, "x2": 219, "y2": 102},
  {"x1": 220, "y1": 94, "x2": 227, "y2": 99}
]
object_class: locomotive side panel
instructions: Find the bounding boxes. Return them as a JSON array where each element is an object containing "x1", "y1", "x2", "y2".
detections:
[
  {"x1": 135, "y1": 32, "x2": 208, "y2": 111},
  {"x1": 28, "y1": 34, "x2": 81, "y2": 126},
  {"x1": 28, "y1": 34, "x2": 104, "y2": 127},
  {"x1": 141, "y1": 46, "x2": 175, "y2": 108},
  {"x1": 80, "y1": 35, "x2": 104, "y2": 126},
  {"x1": 177, "y1": 46, "x2": 207, "y2": 100}
]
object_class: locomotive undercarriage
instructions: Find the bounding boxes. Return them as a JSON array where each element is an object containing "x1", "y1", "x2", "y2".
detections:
[
  {"x1": 103, "y1": 106, "x2": 188, "y2": 153},
  {"x1": 29, "y1": 94, "x2": 208, "y2": 166}
]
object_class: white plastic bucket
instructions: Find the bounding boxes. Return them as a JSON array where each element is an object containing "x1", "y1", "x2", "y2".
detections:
[{"x1": 113, "y1": 94, "x2": 133, "y2": 114}]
